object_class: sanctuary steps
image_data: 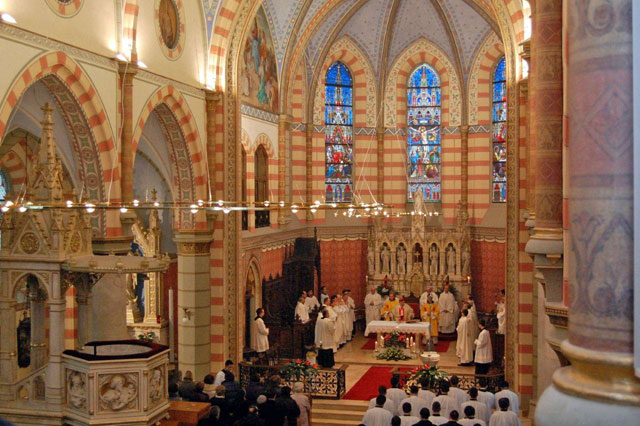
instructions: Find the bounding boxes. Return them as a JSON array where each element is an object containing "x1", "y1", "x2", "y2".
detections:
[{"x1": 311, "y1": 399, "x2": 369, "y2": 426}]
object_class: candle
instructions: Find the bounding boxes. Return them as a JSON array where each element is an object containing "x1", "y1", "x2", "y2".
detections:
[{"x1": 374, "y1": 341, "x2": 378, "y2": 352}]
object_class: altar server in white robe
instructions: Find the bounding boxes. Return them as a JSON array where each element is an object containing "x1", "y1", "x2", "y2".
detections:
[
  {"x1": 295, "y1": 297, "x2": 310, "y2": 323},
  {"x1": 494, "y1": 382, "x2": 519, "y2": 415},
  {"x1": 362, "y1": 395, "x2": 393, "y2": 426},
  {"x1": 474, "y1": 320, "x2": 493, "y2": 375},
  {"x1": 315, "y1": 309, "x2": 337, "y2": 368},
  {"x1": 331, "y1": 296, "x2": 348, "y2": 347},
  {"x1": 456, "y1": 309, "x2": 474, "y2": 365},
  {"x1": 304, "y1": 289, "x2": 320, "y2": 313},
  {"x1": 465, "y1": 297, "x2": 479, "y2": 339},
  {"x1": 343, "y1": 290, "x2": 356, "y2": 340},
  {"x1": 489, "y1": 398, "x2": 521, "y2": 426},
  {"x1": 419, "y1": 286, "x2": 439, "y2": 306},
  {"x1": 364, "y1": 286, "x2": 383, "y2": 325},
  {"x1": 251, "y1": 308, "x2": 269, "y2": 353},
  {"x1": 438, "y1": 284, "x2": 457, "y2": 333},
  {"x1": 400, "y1": 386, "x2": 428, "y2": 417}
]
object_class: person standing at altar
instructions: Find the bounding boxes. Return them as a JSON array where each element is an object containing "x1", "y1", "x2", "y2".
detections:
[
  {"x1": 381, "y1": 291, "x2": 400, "y2": 321},
  {"x1": 391, "y1": 297, "x2": 414, "y2": 321},
  {"x1": 251, "y1": 308, "x2": 270, "y2": 354},
  {"x1": 456, "y1": 310, "x2": 474, "y2": 366},
  {"x1": 474, "y1": 320, "x2": 493, "y2": 375},
  {"x1": 438, "y1": 284, "x2": 457, "y2": 334},
  {"x1": 420, "y1": 285, "x2": 439, "y2": 306},
  {"x1": 364, "y1": 286, "x2": 383, "y2": 325},
  {"x1": 465, "y1": 296, "x2": 479, "y2": 339},
  {"x1": 319, "y1": 286, "x2": 329, "y2": 305},
  {"x1": 331, "y1": 295, "x2": 348, "y2": 347},
  {"x1": 304, "y1": 289, "x2": 320, "y2": 313},
  {"x1": 343, "y1": 290, "x2": 356, "y2": 340},
  {"x1": 420, "y1": 294, "x2": 439, "y2": 344},
  {"x1": 295, "y1": 297, "x2": 310, "y2": 323},
  {"x1": 315, "y1": 309, "x2": 336, "y2": 368}
]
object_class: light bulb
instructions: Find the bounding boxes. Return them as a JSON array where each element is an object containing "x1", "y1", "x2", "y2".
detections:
[
  {"x1": 115, "y1": 52, "x2": 128, "y2": 62},
  {"x1": 217, "y1": 200, "x2": 224, "y2": 207},
  {"x1": 18, "y1": 206, "x2": 27, "y2": 213},
  {"x1": 133, "y1": 199, "x2": 139, "y2": 207},
  {"x1": 120, "y1": 206, "x2": 128, "y2": 213},
  {"x1": 137, "y1": 61, "x2": 148, "y2": 69},
  {"x1": 153, "y1": 201, "x2": 160, "y2": 207},
  {"x1": 314, "y1": 200, "x2": 321, "y2": 206},
  {"x1": 197, "y1": 199, "x2": 204, "y2": 206},
  {"x1": 310, "y1": 208, "x2": 317, "y2": 213},
  {"x1": 85, "y1": 203, "x2": 95, "y2": 213},
  {"x1": 0, "y1": 206, "x2": 8, "y2": 213},
  {"x1": 291, "y1": 204, "x2": 298, "y2": 214},
  {"x1": 1, "y1": 13, "x2": 17, "y2": 24},
  {"x1": 279, "y1": 201, "x2": 285, "y2": 207},
  {"x1": 223, "y1": 208, "x2": 231, "y2": 214},
  {"x1": 332, "y1": 203, "x2": 337, "y2": 208},
  {"x1": 264, "y1": 201, "x2": 270, "y2": 207},
  {"x1": 5, "y1": 201, "x2": 13, "y2": 207},
  {"x1": 190, "y1": 204, "x2": 198, "y2": 214},
  {"x1": 66, "y1": 200, "x2": 73, "y2": 207}
]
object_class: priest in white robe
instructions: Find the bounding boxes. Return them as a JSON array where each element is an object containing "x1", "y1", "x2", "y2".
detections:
[
  {"x1": 438, "y1": 284, "x2": 457, "y2": 334},
  {"x1": 343, "y1": 290, "x2": 356, "y2": 340},
  {"x1": 315, "y1": 309, "x2": 336, "y2": 368},
  {"x1": 304, "y1": 289, "x2": 320, "y2": 313},
  {"x1": 364, "y1": 286, "x2": 383, "y2": 325},
  {"x1": 474, "y1": 320, "x2": 493, "y2": 375},
  {"x1": 362, "y1": 395, "x2": 393, "y2": 426},
  {"x1": 251, "y1": 308, "x2": 269, "y2": 353},
  {"x1": 295, "y1": 297, "x2": 310, "y2": 323},
  {"x1": 465, "y1": 297, "x2": 479, "y2": 340},
  {"x1": 332, "y1": 296, "x2": 348, "y2": 347},
  {"x1": 488, "y1": 398, "x2": 521, "y2": 426},
  {"x1": 419, "y1": 286, "x2": 439, "y2": 306},
  {"x1": 456, "y1": 309, "x2": 474, "y2": 365}
]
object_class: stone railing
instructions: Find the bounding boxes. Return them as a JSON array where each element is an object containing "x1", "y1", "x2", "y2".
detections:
[
  {"x1": 239, "y1": 362, "x2": 348, "y2": 399},
  {"x1": 13, "y1": 365, "x2": 47, "y2": 407},
  {"x1": 391, "y1": 366, "x2": 505, "y2": 393},
  {"x1": 62, "y1": 340, "x2": 170, "y2": 426}
]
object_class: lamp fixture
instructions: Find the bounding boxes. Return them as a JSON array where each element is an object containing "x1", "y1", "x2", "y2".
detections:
[{"x1": 1, "y1": 13, "x2": 17, "y2": 24}]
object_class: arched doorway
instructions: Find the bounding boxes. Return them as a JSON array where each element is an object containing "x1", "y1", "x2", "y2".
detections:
[{"x1": 244, "y1": 261, "x2": 261, "y2": 351}]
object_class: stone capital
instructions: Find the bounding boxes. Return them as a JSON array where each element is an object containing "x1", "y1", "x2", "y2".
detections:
[{"x1": 174, "y1": 231, "x2": 213, "y2": 255}]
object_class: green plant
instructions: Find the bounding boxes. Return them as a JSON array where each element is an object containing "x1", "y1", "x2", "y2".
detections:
[
  {"x1": 279, "y1": 359, "x2": 319, "y2": 381},
  {"x1": 408, "y1": 364, "x2": 447, "y2": 389},
  {"x1": 377, "y1": 282, "x2": 393, "y2": 298},
  {"x1": 137, "y1": 331, "x2": 156, "y2": 343},
  {"x1": 383, "y1": 332, "x2": 407, "y2": 348},
  {"x1": 376, "y1": 346, "x2": 411, "y2": 361}
]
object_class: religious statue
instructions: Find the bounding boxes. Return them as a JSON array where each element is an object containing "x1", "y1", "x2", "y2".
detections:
[
  {"x1": 461, "y1": 247, "x2": 470, "y2": 276},
  {"x1": 413, "y1": 188, "x2": 426, "y2": 215},
  {"x1": 367, "y1": 249, "x2": 375, "y2": 275},
  {"x1": 159, "y1": 0, "x2": 179, "y2": 49},
  {"x1": 429, "y1": 245, "x2": 439, "y2": 275},
  {"x1": 68, "y1": 371, "x2": 86, "y2": 410},
  {"x1": 148, "y1": 368, "x2": 163, "y2": 403},
  {"x1": 447, "y1": 245, "x2": 456, "y2": 275},
  {"x1": 397, "y1": 246, "x2": 407, "y2": 275},
  {"x1": 380, "y1": 245, "x2": 391, "y2": 274},
  {"x1": 413, "y1": 244, "x2": 423, "y2": 263}
]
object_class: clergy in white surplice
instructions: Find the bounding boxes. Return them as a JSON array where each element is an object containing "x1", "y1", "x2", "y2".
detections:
[
  {"x1": 488, "y1": 398, "x2": 521, "y2": 426},
  {"x1": 251, "y1": 308, "x2": 270, "y2": 353},
  {"x1": 438, "y1": 284, "x2": 457, "y2": 333},
  {"x1": 294, "y1": 297, "x2": 309, "y2": 323},
  {"x1": 466, "y1": 296, "x2": 480, "y2": 340},
  {"x1": 332, "y1": 295, "x2": 349, "y2": 347},
  {"x1": 419, "y1": 286, "x2": 439, "y2": 306},
  {"x1": 343, "y1": 289, "x2": 355, "y2": 341},
  {"x1": 456, "y1": 309, "x2": 474, "y2": 365},
  {"x1": 304, "y1": 289, "x2": 321, "y2": 313},
  {"x1": 315, "y1": 309, "x2": 337, "y2": 368},
  {"x1": 364, "y1": 286, "x2": 383, "y2": 325}
]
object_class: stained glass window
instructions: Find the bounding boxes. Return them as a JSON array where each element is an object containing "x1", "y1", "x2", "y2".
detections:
[
  {"x1": 492, "y1": 57, "x2": 507, "y2": 203},
  {"x1": 324, "y1": 62, "x2": 353, "y2": 203},
  {"x1": 407, "y1": 64, "x2": 441, "y2": 202}
]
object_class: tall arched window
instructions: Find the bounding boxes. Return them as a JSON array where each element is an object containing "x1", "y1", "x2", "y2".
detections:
[
  {"x1": 254, "y1": 145, "x2": 270, "y2": 227},
  {"x1": 324, "y1": 62, "x2": 353, "y2": 203},
  {"x1": 407, "y1": 64, "x2": 441, "y2": 202},
  {"x1": 492, "y1": 57, "x2": 507, "y2": 203}
]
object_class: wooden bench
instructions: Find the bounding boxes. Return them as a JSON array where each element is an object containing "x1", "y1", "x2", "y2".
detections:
[{"x1": 167, "y1": 401, "x2": 211, "y2": 426}]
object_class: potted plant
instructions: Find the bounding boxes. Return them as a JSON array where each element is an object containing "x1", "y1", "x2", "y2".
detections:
[
  {"x1": 376, "y1": 346, "x2": 411, "y2": 361},
  {"x1": 408, "y1": 364, "x2": 447, "y2": 389},
  {"x1": 279, "y1": 359, "x2": 319, "y2": 381},
  {"x1": 137, "y1": 331, "x2": 156, "y2": 343}
]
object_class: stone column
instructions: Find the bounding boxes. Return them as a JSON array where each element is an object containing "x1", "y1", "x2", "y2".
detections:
[
  {"x1": 30, "y1": 292, "x2": 47, "y2": 369},
  {"x1": 205, "y1": 90, "x2": 221, "y2": 202},
  {"x1": 118, "y1": 63, "x2": 137, "y2": 204},
  {"x1": 377, "y1": 128, "x2": 385, "y2": 203},
  {"x1": 0, "y1": 299, "x2": 17, "y2": 401},
  {"x1": 535, "y1": 0, "x2": 640, "y2": 423},
  {"x1": 174, "y1": 232, "x2": 212, "y2": 380},
  {"x1": 278, "y1": 115, "x2": 291, "y2": 224},
  {"x1": 75, "y1": 276, "x2": 96, "y2": 349},
  {"x1": 460, "y1": 125, "x2": 469, "y2": 208},
  {"x1": 524, "y1": 0, "x2": 566, "y2": 352},
  {"x1": 305, "y1": 124, "x2": 313, "y2": 221},
  {"x1": 45, "y1": 273, "x2": 66, "y2": 404}
]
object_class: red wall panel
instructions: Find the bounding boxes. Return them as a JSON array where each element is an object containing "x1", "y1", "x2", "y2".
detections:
[
  {"x1": 470, "y1": 240, "x2": 506, "y2": 312},
  {"x1": 319, "y1": 240, "x2": 368, "y2": 308}
]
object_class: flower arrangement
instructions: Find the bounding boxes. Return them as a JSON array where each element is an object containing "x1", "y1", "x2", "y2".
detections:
[
  {"x1": 408, "y1": 364, "x2": 447, "y2": 389},
  {"x1": 376, "y1": 346, "x2": 411, "y2": 361},
  {"x1": 280, "y1": 359, "x2": 319, "y2": 381},
  {"x1": 383, "y1": 332, "x2": 407, "y2": 348},
  {"x1": 377, "y1": 282, "x2": 393, "y2": 298},
  {"x1": 137, "y1": 331, "x2": 156, "y2": 343}
]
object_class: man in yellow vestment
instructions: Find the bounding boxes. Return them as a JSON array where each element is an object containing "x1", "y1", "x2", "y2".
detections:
[
  {"x1": 380, "y1": 291, "x2": 399, "y2": 321},
  {"x1": 420, "y1": 294, "x2": 439, "y2": 344}
]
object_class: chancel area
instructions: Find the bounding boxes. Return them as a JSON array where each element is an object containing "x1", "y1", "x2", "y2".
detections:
[{"x1": 0, "y1": 1, "x2": 638, "y2": 425}]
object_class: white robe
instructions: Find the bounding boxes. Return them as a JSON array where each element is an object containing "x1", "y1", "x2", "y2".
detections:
[
  {"x1": 344, "y1": 296, "x2": 355, "y2": 339},
  {"x1": 433, "y1": 394, "x2": 460, "y2": 418},
  {"x1": 456, "y1": 316, "x2": 474, "y2": 364},
  {"x1": 460, "y1": 419, "x2": 487, "y2": 426},
  {"x1": 386, "y1": 388, "x2": 407, "y2": 411},
  {"x1": 334, "y1": 304, "x2": 348, "y2": 346},
  {"x1": 368, "y1": 396, "x2": 396, "y2": 415},
  {"x1": 364, "y1": 292, "x2": 383, "y2": 324},
  {"x1": 362, "y1": 407, "x2": 393, "y2": 426},
  {"x1": 315, "y1": 317, "x2": 337, "y2": 351},
  {"x1": 478, "y1": 391, "x2": 496, "y2": 414},
  {"x1": 474, "y1": 329, "x2": 493, "y2": 364},
  {"x1": 304, "y1": 295, "x2": 320, "y2": 313},
  {"x1": 295, "y1": 302, "x2": 309, "y2": 323},
  {"x1": 449, "y1": 387, "x2": 469, "y2": 407},
  {"x1": 438, "y1": 292, "x2": 457, "y2": 333},
  {"x1": 429, "y1": 415, "x2": 449, "y2": 425},
  {"x1": 400, "y1": 395, "x2": 428, "y2": 417},
  {"x1": 418, "y1": 389, "x2": 435, "y2": 408},
  {"x1": 251, "y1": 317, "x2": 269, "y2": 352},
  {"x1": 462, "y1": 400, "x2": 491, "y2": 424},
  {"x1": 496, "y1": 302, "x2": 506, "y2": 335},
  {"x1": 488, "y1": 410, "x2": 521, "y2": 426},
  {"x1": 468, "y1": 303, "x2": 479, "y2": 339},
  {"x1": 399, "y1": 415, "x2": 419, "y2": 426},
  {"x1": 494, "y1": 389, "x2": 519, "y2": 415},
  {"x1": 419, "y1": 291, "x2": 439, "y2": 306}
]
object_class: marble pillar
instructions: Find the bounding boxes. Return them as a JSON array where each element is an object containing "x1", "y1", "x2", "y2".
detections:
[
  {"x1": 535, "y1": 0, "x2": 640, "y2": 423},
  {"x1": 75, "y1": 282, "x2": 93, "y2": 349},
  {"x1": 205, "y1": 90, "x2": 221, "y2": 202},
  {"x1": 0, "y1": 299, "x2": 17, "y2": 401},
  {"x1": 174, "y1": 232, "x2": 212, "y2": 380},
  {"x1": 45, "y1": 274, "x2": 65, "y2": 404},
  {"x1": 118, "y1": 64, "x2": 137, "y2": 204},
  {"x1": 278, "y1": 115, "x2": 291, "y2": 224}
]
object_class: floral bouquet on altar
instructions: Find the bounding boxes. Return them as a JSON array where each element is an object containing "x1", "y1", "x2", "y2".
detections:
[
  {"x1": 407, "y1": 364, "x2": 447, "y2": 389},
  {"x1": 137, "y1": 331, "x2": 156, "y2": 343},
  {"x1": 383, "y1": 331, "x2": 407, "y2": 348},
  {"x1": 280, "y1": 359, "x2": 319, "y2": 381},
  {"x1": 377, "y1": 282, "x2": 393, "y2": 298},
  {"x1": 376, "y1": 346, "x2": 411, "y2": 361}
]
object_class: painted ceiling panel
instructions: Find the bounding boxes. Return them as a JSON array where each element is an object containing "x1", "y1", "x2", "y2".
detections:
[
  {"x1": 263, "y1": 0, "x2": 306, "y2": 71},
  {"x1": 300, "y1": 0, "x2": 331, "y2": 30},
  {"x1": 387, "y1": 0, "x2": 456, "y2": 69},
  {"x1": 441, "y1": 0, "x2": 493, "y2": 71},
  {"x1": 202, "y1": 0, "x2": 221, "y2": 44},
  {"x1": 305, "y1": 0, "x2": 359, "y2": 68}
]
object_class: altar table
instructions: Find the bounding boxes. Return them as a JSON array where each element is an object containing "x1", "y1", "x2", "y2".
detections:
[{"x1": 364, "y1": 320, "x2": 431, "y2": 348}]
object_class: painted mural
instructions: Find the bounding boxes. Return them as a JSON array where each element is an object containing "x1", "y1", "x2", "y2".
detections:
[{"x1": 240, "y1": 7, "x2": 279, "y2": 112}]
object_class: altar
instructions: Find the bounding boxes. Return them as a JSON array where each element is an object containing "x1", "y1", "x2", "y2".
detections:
[{"x1": 364, "y1": 320, "x2": 431, "y2": 349}]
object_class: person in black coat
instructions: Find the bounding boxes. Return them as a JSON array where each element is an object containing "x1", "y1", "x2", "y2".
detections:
[
  {"x1": 258, "y1": 389, "x2": 285, "y2": 426},
  {"x1": 210, "y1": 385, "x2": 231, "y2": 424},
  {"x1": 276, "y1": 386, "x2": 300, "y2": 426},
  {"x1": 233, "y1": 403, "x2": 266, "y2": 426},
  {"x1": 245, "y1": 374, "x2": 265, "y2": 403}
]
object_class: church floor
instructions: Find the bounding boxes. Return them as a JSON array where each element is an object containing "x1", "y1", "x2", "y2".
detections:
[{"x1": 334, "y1": 334, "x2": 475, "y2": 393}]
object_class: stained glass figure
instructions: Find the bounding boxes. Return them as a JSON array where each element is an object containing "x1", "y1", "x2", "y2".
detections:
[
  {"x1": 492, "y1": 57, "x2": 507, "y2": 202},
  {"x1": 407, "y1": 64, "x2": 441, "y2": 202},
  {"x1": 325, "y1": 62, "x2": 353, "y2": 203}
]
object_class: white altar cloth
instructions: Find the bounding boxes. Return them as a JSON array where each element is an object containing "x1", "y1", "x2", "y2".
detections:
[{"x1": 364, "y1": 320, "x2": 430, "y2": 337}]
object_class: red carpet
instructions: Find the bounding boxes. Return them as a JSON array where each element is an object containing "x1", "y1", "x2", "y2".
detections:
[
  {"x1": 361, "y1": 337, "x2": 451, "y2": 353},
  {"x1": 342, "y1": 366, "x2": 394, "y2": 400}
]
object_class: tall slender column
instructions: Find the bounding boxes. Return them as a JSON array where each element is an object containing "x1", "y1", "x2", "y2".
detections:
[
  {"x1": 278, "y1": 115, "x2": 291, "y2": 224},
  {"x1": 460, "y1": 125, "x2": 469, "y2": 208},
  {"x1": 75, "y1": 281, "x2": 93, "y2": 349},
  {"x1": 377, "y1": 128, "x2": 385, "y2": 203},
  {"x1": 305, "y1": 125, "x2": 313, "y2": 221},
  {"x1": 174, "y1": 232, "x2": 212, "y2": 380},
  {"x1": 535, "y1": 0, "x2": 640, "y2": 423},
  {"x1": 525, "y1": 0, "x2": 566, "y2": 349},
  {"x1": 30, "y1": 293, "x2": 47, "y2": 369},
  {"x1": 45, "y1": 275, "x2": 66, "y2": 405},
  {"x1": 0, "y1": 299, "x2": 17, "y2": 401},
  {"x1": 119, "y1": 63, "x2": 137, "y2": 204},
  {"x1": 205, "y1": 90, "x2": 221, "y2": 202}
]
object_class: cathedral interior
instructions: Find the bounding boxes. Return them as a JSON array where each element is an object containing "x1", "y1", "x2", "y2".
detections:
[{"x1": 0, "y1": 0, "x2": 637, "y2": 425}]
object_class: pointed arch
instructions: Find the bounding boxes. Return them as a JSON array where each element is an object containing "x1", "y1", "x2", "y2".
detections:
[{"x1": 468, "y1": 32, "x2": 503, "y2": 126}]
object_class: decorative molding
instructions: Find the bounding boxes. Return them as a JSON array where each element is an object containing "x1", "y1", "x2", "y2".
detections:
[
  {"x1": 468, "y1": 125, "x2": 491, "y2": 133},
  {"x1": 45, "y1": 0, "x2": 84, "y2": 18},
  {"x1": 177, "y1": 241, "x2": 211, "y2": 255},
  {"x1": 290, "y1": 123, "x2": 306, "y2": 132},
  {"x1": 240, "y1": 104, "x2": 279, "y2": 123},
  {"x1": 135, "y1": 70, "x2": 204, "y2": 98}
]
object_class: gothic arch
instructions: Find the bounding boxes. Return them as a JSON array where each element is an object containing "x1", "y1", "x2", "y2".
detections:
[
  {"x1": 253, "y1": 133, "x2": 275, "y2": 158},
  {"x1": 468, "y1": 32, "x2": 503, "y2": 126},
  {"x1": 384, "y1": 38, "x2": 462, "y2": 128}
]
